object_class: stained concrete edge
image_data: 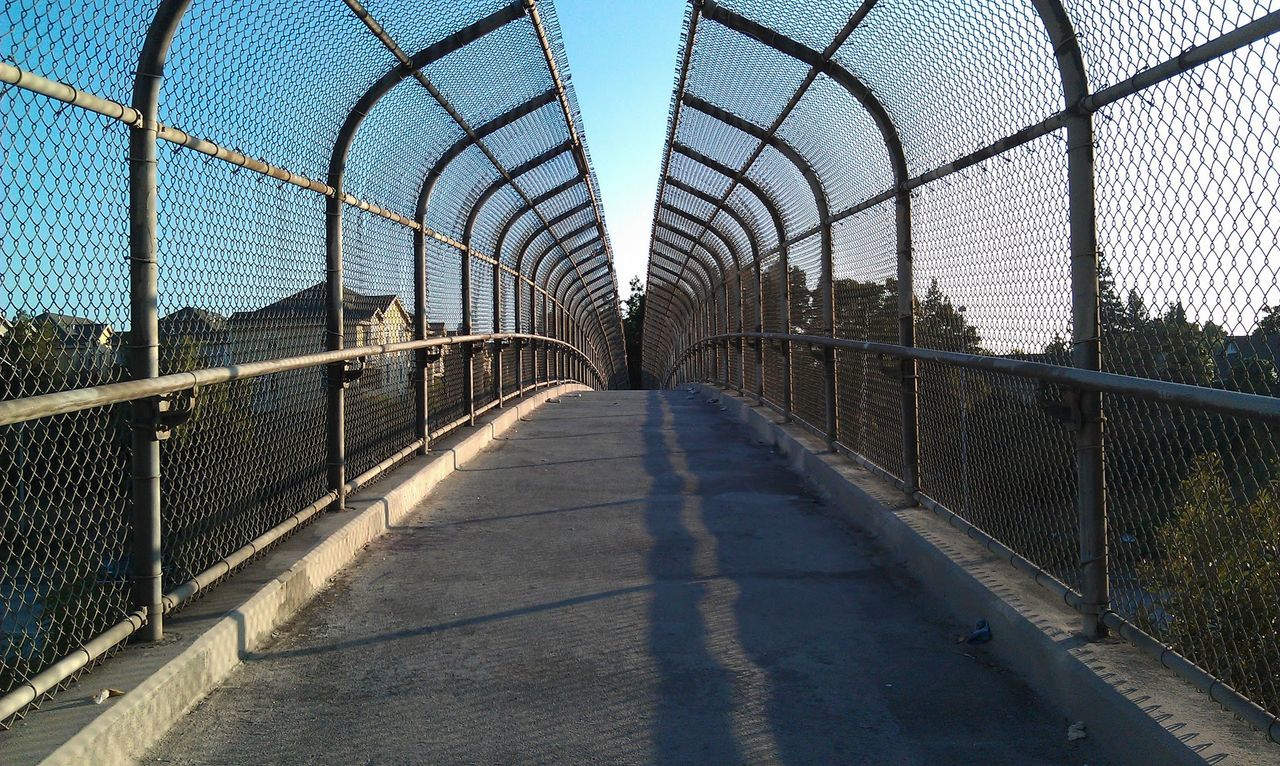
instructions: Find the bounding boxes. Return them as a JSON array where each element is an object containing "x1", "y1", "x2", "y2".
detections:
[
  {"x1": 695, "y1": 383, "x2": 1279, "y2": 766},
  {"x1": 36, "y1": 383, "x2": 589, "y2": 766}
]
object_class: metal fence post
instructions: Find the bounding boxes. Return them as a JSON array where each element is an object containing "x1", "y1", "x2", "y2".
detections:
[
  {"x1": 780, "y1": 242, "x2": 792, "y2": 421},
  {"x1": 819, "y1": 217, "x2": 837, "y2": 448},
  {"x1": 897, "y1": 189, "x2": 919, "y2": 497},
  {"x1": 494, "y1": 260, "x2": 504, "y2": 406},
  {"x1": 1033, "y1": 0, "x2": 1109, "y2": 638},
  {"x1": 128, "y1": 0, "x2": 192, "y2": 642},
  {"x1": 462, "y1": 250, "x2": 475, "y2": 424},
  {"x1": 413, "y1": 223, "x2": 430, "y2": 455}
]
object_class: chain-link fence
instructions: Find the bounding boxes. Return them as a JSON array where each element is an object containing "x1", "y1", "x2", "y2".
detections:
[
  {"x1": 644, "y1": 0, "x2": 1280, "y2": 740},
  {"x1": 0, "y1": 0, "x2": 625, "y2": 724}
]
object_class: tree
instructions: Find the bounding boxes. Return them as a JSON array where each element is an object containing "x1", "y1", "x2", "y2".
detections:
[
  {"x1": 622, "y1": 277, "x2": 644, "y2": 389},
  {"x1": 1140, "y1": 454, "x2": 1280, "y2": 716},
  {"x1": 1254, "y1": 304, "x2": 1280, "y2": 337}
]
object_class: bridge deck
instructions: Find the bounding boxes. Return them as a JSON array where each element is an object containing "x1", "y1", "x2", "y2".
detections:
[{"x1": 148, "y1": 390, "x2": 1104, "y2": 765}]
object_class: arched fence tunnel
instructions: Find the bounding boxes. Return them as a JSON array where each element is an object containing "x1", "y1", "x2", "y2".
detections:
[{"x1": 1, "y1": 0, "x2": 1280, "y2": 756}]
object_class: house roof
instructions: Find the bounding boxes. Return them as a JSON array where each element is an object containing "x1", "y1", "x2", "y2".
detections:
[
  {"x1": 31, "y1": 312, "x2": 113, "y2": 344},
  {"x1": 228, "y1": 284, "x2": 406, "y2": 325},
  {"x1": 160, "y1": 307, "x2": 229, "y2": 333}
]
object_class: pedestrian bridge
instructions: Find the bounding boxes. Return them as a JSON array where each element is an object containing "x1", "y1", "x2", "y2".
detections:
[{"x1": 2, "y1": 0, "x2": 1280, "y2": 763}]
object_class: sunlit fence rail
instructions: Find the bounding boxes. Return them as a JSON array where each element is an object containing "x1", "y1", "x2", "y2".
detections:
[
  {"x1": 0, "y1": 0, "x2": 625, "y2": 724},
  {"x1": 642, "y1": 0, "x2": 1280, "y2": 742}
]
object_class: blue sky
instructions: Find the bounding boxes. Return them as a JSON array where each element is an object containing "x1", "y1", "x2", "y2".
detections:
[{"x1": 555, "y1": 0, "x2": 687, "y2": 295}]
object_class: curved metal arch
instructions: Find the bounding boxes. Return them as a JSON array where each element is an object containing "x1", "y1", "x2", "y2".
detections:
[
  {"x1": 659, "y1": 194, "x2": 752, "y2": 324},
  {"x1": 653, "y1": 230, "x2": 716, "y2": 300},
  {"x1": 653, "y1": 216, "x2": 735, "y2": 330},
  {"x1": 326, "y1": 3, "x2": 528, "y2": 454},
  {"x1": 462, "y1": 142, "x2": 574, "y2": 244},
  {"x1": 666, "y1": 178, "x2": 760, "y2": 265},
  {"x1": 514, "y1": 204, "x2": 593, "y2": 282},
  {"x1": 513, "y1": 204, "x2": 593, "y2": 343},
  {"x1": 531, "y1": 227, "x2": 599, "y2": 293},
  {"x1": 1028, "y1": 0, "x2": 1105, "y2": 635},
  {"x1": 651, "y1": 231, "x2": 727, "y2": 358},
  {"x1": 493, "y1": 178, "x2": 582, "y2": 266},
  {"x1": 648, "y1": 269, "x2": 698, "y2": 319},
  {"x1": 658, "y1": 194, "x2": 752, "y2": 387},
  {"x1": 681, "y1": 94, "x2": 832, "y2": 316},
  {"x1": 699, "y1": 2, "x2": 906, "y2": 184},
  {"x1": 416, "y1": 89, "x2": 558, "y2": 221},
  {"x1": 664, "y1": 143, "x2": 784, "y2": 366},
  {"x1": 659, "y1": 201, "x2": 741, "y2": 273},
  {"x1": 550, "y1": 246, "x2": 607, "y2": 305},
  {"x1": 671, "y1": 144, "x2": 786, "y2": 258}
]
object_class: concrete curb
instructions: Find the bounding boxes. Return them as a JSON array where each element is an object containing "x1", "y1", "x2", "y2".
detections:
[
  {"x1": 697, "y1": 383, "x2": 1277, "y2": 766},
  {"x1": 37, "y1": 384, "x2": 587, "y2": 766}
]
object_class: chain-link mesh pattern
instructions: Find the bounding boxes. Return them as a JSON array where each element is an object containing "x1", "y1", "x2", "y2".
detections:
[
  {"x1": 644, "y1": 0, "x2": 1280, "y2": 724},
  {"x1": 0, "y1": 0, "x2": 620, "y2": 715}
]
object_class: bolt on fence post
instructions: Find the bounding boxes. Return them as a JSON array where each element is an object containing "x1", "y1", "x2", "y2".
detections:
[
  {"x1": 128, "y1": 0, "x2": 191, "y2": 641},
  {"x1": 1032, "y1": 0, "x2": 1109, "y2": 638}
]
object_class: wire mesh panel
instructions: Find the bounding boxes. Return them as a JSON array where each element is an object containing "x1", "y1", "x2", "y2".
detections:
[
  {"x1": 1, "y1": 2, "x2": 141, "y2": 696},
  {"x1": 641, "y1": 0, "x2": 1280, "y2": 728},
  {"x1": 0, "y1": 0, "x2": 620, "y2": 718}
]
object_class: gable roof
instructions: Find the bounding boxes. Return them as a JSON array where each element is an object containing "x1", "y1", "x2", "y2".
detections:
[
  {"x1": 30, "y1": 313, "x2": 113, "y2": 345},
  {"x1": 228, "y1": 284, "x2": 406, "y2": 325},
  {"x1": 160, "y1": 307, "x2": 229, "y2": 334}
]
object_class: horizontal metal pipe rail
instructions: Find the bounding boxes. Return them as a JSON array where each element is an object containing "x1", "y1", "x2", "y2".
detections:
[
  {"x1": 679, "y1": 337, "x2": 1280, "y2": 743},
  {"x1": 666, "y1": 332, "x2": 1280, "y2": 425},
  {"x1": 0, "y1": 61, "x2": 580, "y2": 292},
  {"x1": 0, "y1": 370, "x2": 583, "y2": 726},
  {"x1": 0, "y1": 333, "x2": 602, "y2": 428}
]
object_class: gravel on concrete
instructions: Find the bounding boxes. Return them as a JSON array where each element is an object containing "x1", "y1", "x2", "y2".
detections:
[{"x1": 145, "y1": 390, "x2": 1111, "y2": 765}]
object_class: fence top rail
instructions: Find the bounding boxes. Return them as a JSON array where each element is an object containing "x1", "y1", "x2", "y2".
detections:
[
  {"x1": 0, "y1": 333, "x2": 597, "y2": 428},
  {"x1": 670, "y1": 332, "x2": 1280, "y2": 425}
]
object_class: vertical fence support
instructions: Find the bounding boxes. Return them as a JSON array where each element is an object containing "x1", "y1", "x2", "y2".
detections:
[
  {"x1": 896, "y1": 189, "x2": 919, "y2": 497},
  {"x1": 755, "y1": 259, "x2": 764, "y2": 403},
  {"x1": 516, "y1": 280, "x2": 526, "y2": 395},
  {"x1": 1034, "y1": 0, "x2": 1108, "y2": 638},
  {"x1": 413, "y1": 213, "x2": 430, "y2": 456},
  {"x1": 779, "y1": 243, "x2": 792, "y2": 421},
  {"x1": 493, "y1": 262, "x2": 504, "y2": 406},
  {"x1": 818, "y1": 215, "x2": 837, "y2": 448},
  {"x1": 324, "y1": 190, "x2": 347, "y2": 510},
  {"x1": 128, "y1": 0, "x2": 192, "y2": 642},
  {"x1": 462, "y1": 250, "x2": 475, "y2": 424}
]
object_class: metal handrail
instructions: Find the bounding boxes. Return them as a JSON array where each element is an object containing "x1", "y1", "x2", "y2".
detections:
[
  {"x1": 665, "y1": 332, "x2": 1280, "y2": 424},
  {"x1": 0, "y1": 333, "x2": 602, "y2": 428}
]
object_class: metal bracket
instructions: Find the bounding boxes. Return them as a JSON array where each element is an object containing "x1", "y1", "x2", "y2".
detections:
[
  {"x1": 153, "y1": 387, "x2": 196, "y2": 441},
  {"x1": 492, "y1": 338, "x2": 509, "y2": 351},
  {"x1": 1038, "y1": 383, "x2": 1084, "y2": 430},
  {"x1": 877, "y1": 353, "x2": 898, "y2": 378},
  {"x1": 328, "y1": 357, "x2": 366, "y2": 389},
  {"x1": 421, "y1": 347, "x2": 443, "y2": 364}
]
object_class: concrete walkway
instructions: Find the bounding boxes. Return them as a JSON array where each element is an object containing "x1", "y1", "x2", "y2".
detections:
[{"x1": 147, "y1": 390, "x2": 1106, "y2": 765}]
